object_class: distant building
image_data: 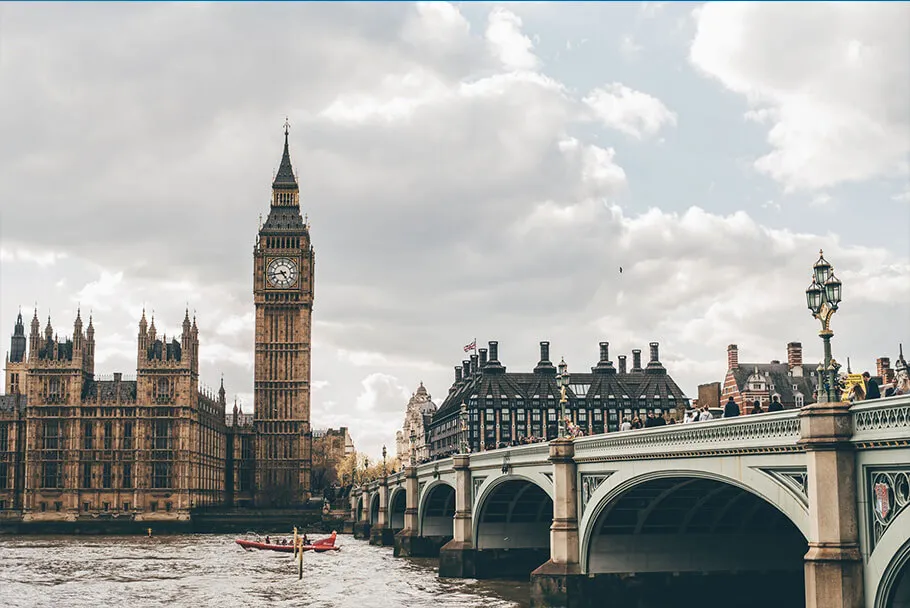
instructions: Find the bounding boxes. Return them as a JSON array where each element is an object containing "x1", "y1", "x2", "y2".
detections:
[
  {"x1": 697, "y1": 382, "x2": 721, "y2": 410},
  {"x1": 427, "y1": 340, "x2": 688, "y2": 459},
  {"x1": 311, "y1": 427, "x2": 354, "y2": 490},
  {"x1": 396, "y1": 383, "x2": 436, "y2": 467},
  {"x1": 721, "y1": 342, "x2": 819, "y2": 410}
]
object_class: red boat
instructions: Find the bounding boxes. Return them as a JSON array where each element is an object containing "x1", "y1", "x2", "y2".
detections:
[{"x1": 235, "y1": 531, "x2": 340, "y2": 553}]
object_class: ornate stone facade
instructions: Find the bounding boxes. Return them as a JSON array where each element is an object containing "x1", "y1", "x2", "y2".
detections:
[
  {"x1": 0, "y1": 127, "x2": 316, "y2": 522},
  {"x1": 252, "y1": 123, "x2": 315, "y2": 506},
  {"x1": 396, "y1": 383, "x2": 436, "y2": 466},
  {"x1": 0, "y1": 308, "x2": 227, "y2": 522}
]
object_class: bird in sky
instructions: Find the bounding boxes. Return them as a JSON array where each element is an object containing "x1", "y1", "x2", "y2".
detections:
[{"x1": 619, "y1": 266, "x2": 623, "y2": 273}]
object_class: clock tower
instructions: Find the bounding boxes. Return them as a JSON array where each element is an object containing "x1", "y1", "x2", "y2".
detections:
[{"x1": 253, "y1": 122, "x2": 314, "y2": 506}]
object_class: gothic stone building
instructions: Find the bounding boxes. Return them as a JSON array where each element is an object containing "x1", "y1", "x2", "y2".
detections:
[
  {"x1": 395, "y1": 383, "x2": 437, "y2": 467},
  {"x1": 0, "y1": 126, "x2": 316, "y2": 521},
  {"x1": 0, "y1": 308, "x2": 228, "y2": 522},
  {"x1": 427, "y1": 340, "x2": 688, "y2": 459}
]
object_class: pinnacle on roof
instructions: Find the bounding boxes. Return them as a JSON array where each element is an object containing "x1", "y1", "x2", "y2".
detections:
[{"x1": 272, "y1": 118, "x2": 298, "y2": 190}]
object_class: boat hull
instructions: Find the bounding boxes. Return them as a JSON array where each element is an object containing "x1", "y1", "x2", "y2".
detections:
[{"x1": 235, "y1": 534, "x2": 340, "y2": 553}]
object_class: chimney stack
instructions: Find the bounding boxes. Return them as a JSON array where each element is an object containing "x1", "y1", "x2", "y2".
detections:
[
  {"x1": 540, "y1": 341, "x2": 550, "y2": 363},
  {"x1": 649, "y1": 342, "x2": 659, "y2": 363},
  {"x1": 455, "y1": 366, "x2": 463, "y2": 383},
  {"x1": 632, "y1": 349, "x2": 642, "y2": 372},
  {"x1": 489, "y1": 341, "x2": 499, "y2": 362},
  {"x1": 877, "y1": 357, "x2": 893, "y2": 385},
  {"x1": 787, "y1": 342, "x2": 802, "y2": 368},
  {"x1": 463, "y1": 359, "x2": 471, "y2": 377},
  {"x1": 479, "y1": 348, "x2": 488, "y2": 367},
  {"x1": 470, "y1": 354, "x2": 479, "y2": 376},
  {"x1": 618, "y1": 355, "x2": 627, "y2": 374},
  {"x1": 728, "y1": 344, "x2": 739, "y2": 370},
  {"x1": 599, "y1": 342, "x2": 609, "y2": 363}
]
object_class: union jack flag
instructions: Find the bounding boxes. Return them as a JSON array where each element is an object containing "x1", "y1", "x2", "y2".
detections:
[{"x1": 463, "y1": 339, "x2": 476, "y2": 353}]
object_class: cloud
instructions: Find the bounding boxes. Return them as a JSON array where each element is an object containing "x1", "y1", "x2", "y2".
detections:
[
  {"x1": 619, "y1": 35, "x2": 643, "y2": 58},
  {"x1": 690, "y1": 2, "x2": 910, "y2": 191},
  {"x1": 0, "y1": 2, "x2": 905, "y2": 462},
  {"x1": 582, "y1": 83, "x2": 677, "y2": 139},
  {"x1": 485, "y1": 7, "x2": 540, "y2": 70}
]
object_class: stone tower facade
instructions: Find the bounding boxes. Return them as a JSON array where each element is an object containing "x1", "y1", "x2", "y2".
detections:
[{"x1": 252, "y1": 123, "x2": 314, "y2": 506}]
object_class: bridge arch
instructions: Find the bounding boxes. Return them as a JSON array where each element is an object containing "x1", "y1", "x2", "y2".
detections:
[
  {"x1": 870, "y1": 506, "x2": 910, "y2": 608},
  {"x1": 369, "y1": 491, "x2": 380, "y2": 526},
  {"x1": 580, "y1": 468, "x2": 808, "y2": 607},
  {"x1": 418, "y1": 480, "x2": 455, "y2": 537},
  {"x1": 355, "y1": 494, "x2": 364, "y2": 520},
  {"x1": 472, "y1": 474, "x2": 553, "y2": 578},
  {"x1": 388, "y1": 485, "x2": 406, "y2": 531}
]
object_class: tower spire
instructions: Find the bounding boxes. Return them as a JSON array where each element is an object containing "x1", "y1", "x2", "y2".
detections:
[{"x1": 272, "y1": 118, "x2": 298, "y2": 191}]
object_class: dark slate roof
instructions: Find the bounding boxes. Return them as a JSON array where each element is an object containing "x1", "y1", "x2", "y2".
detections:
[
  {"x1": 82, "y1": 380, "x2": 138, "y2": 402},
  {"x1": 261, "y1": 205, "x2": 306, "y2": 233},
  {"x1": 272, "y1": 129, "x2": 298, "y2": 190},
  {"x1": 732, "y1": 363, "x2": 819, "y2": 401},
  {"x1": 432, "y1": 345, "x2": 688, "y2": 423},
  {"x1": 0, "y1": 394, "x2": 26, "y2": 413},
  {"x1": 37, "y1": 337, "x2": 73, "y2": 361}
]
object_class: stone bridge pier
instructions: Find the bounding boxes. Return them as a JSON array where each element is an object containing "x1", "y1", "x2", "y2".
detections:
[
  {"x1": 353, "y1": 488, "x2": 370, "y2": 540},
  {"x1": 369, "y1": 477, "x2": 395, "y2": 546}
]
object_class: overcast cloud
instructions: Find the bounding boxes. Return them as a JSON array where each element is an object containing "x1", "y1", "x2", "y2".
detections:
[{"x1": 1, "y1": 2, "x2": 908, "y2": 459}]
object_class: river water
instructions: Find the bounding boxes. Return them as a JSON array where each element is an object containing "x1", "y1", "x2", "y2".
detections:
[{"x1": 0, "y1": 534, "x2": 529, "y2": 608}]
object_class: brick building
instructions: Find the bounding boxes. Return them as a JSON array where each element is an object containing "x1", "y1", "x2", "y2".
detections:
[{"x1": 721, "y1": 342, "x2": 819, "y2": 410}]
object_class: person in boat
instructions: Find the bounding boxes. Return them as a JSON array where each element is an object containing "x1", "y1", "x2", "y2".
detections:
[
  {"x1": 302, "y1": 533, "x2": 309, "y2": 546},
  {"x1": 265, "y1": 535, "x2": 270, "y2": 544}
]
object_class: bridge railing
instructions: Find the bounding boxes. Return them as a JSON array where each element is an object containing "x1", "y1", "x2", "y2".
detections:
[
  {"x1": 573, "y1": 409, "x2": 803, "y2": 461},
  {"x1": 851, "y1": 393, "x2": 910, "y2": 446},
  {"x1": 467, "y1": 441, "x2": 551, "y2": 471}
]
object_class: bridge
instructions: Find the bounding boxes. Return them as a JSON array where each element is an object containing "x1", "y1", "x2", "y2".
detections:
[{"x1": 346, "y1": 395, "x2": 910, "y2": 608}]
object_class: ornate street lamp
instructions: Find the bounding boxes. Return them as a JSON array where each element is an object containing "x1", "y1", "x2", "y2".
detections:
[
  {"x1": 352, "y1": 457, "x2": 358, "y2": 486},
  {"x1": 806, "y1": 249, "x2": 843, "y2": 403},
  {"x1": 557, "y1": 357, "x2": 569, "y2": 438},
  {"x1": 409, "y1": 428, "x2": 417, "y2": 467},
  {"x1": 459, "y1": 402, "x2": 469, "y2": 454},
  {"x1": 382, "y1": 445, "x2": 387, "y2": 477}
]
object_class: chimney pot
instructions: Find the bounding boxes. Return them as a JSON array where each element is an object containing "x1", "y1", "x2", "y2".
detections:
[
  {"x1": 455, "y1": 366, "x2": 463, "y2": 383},
  {"x1": 113, "y1": 372, "x2": 122, "y2": 382},
  {"x1": 728, "y1": 344, "x2": 739, "y2": 370},
  {"x1": 649, "y1": 342, "x2": 659, "y2": 363},
  {"x1": 618, "y1": 355, "x2": 627, "y2": 374},
  {"x1": 599, "y1": 342, "x2": 609, "y2": 363},
  {"x1": 479, "y1": 348, "x2": 488, "y2": 367},
  {"x1": 470, "y1": 354, "x2": 479, "y2": 376},
  {"x1": 463, "y1": 359, "x2": 471, "y2": 377},
  {"x1": 489, "y1": 341, "x2": 499, "y2": 362}
]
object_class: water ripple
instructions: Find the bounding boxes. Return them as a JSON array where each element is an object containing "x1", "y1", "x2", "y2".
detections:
[{"x1": 0, "y1": 534, "x2": 528, "y2": 608}]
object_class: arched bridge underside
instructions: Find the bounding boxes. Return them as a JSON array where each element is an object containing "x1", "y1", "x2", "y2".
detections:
[
  {"x1": 474, "y1": 479, "x2": 553, "y2": 579},
  {"x1": 389, "y1": 488, "x2": 406, "y2": 532},
  {"x1": 369, "y1": 493, "x2": 380, "y2": 526},
  {"x1": 420, "y1": 483, "x2": 455, "y2": 537},
  {"x1": 585, "y1": 476, "x2": 807, "y2": 608}
]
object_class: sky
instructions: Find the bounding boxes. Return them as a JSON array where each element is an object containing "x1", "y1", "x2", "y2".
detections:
[{"x1": 1, "y1": 2, "x2": 908, "y2": 460}]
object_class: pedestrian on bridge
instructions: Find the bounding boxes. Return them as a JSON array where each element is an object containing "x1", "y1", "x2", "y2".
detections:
[{"x1": 723, "y1": 396, "x2": 740, "y2": 418}]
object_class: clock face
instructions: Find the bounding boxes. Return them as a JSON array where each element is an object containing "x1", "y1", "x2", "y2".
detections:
[{"x1": 267, "y1": 257, "x2": 298, "y2": 288}]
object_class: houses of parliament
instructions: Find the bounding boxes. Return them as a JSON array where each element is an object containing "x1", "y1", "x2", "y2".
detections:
[{"x1": 0, "y1": 126, "x2": 315, "y2": 525}]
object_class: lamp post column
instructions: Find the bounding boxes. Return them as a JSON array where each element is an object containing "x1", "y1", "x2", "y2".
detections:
[{"x1": 801, "y1": 250, "x2": 861, "y2": 608}]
